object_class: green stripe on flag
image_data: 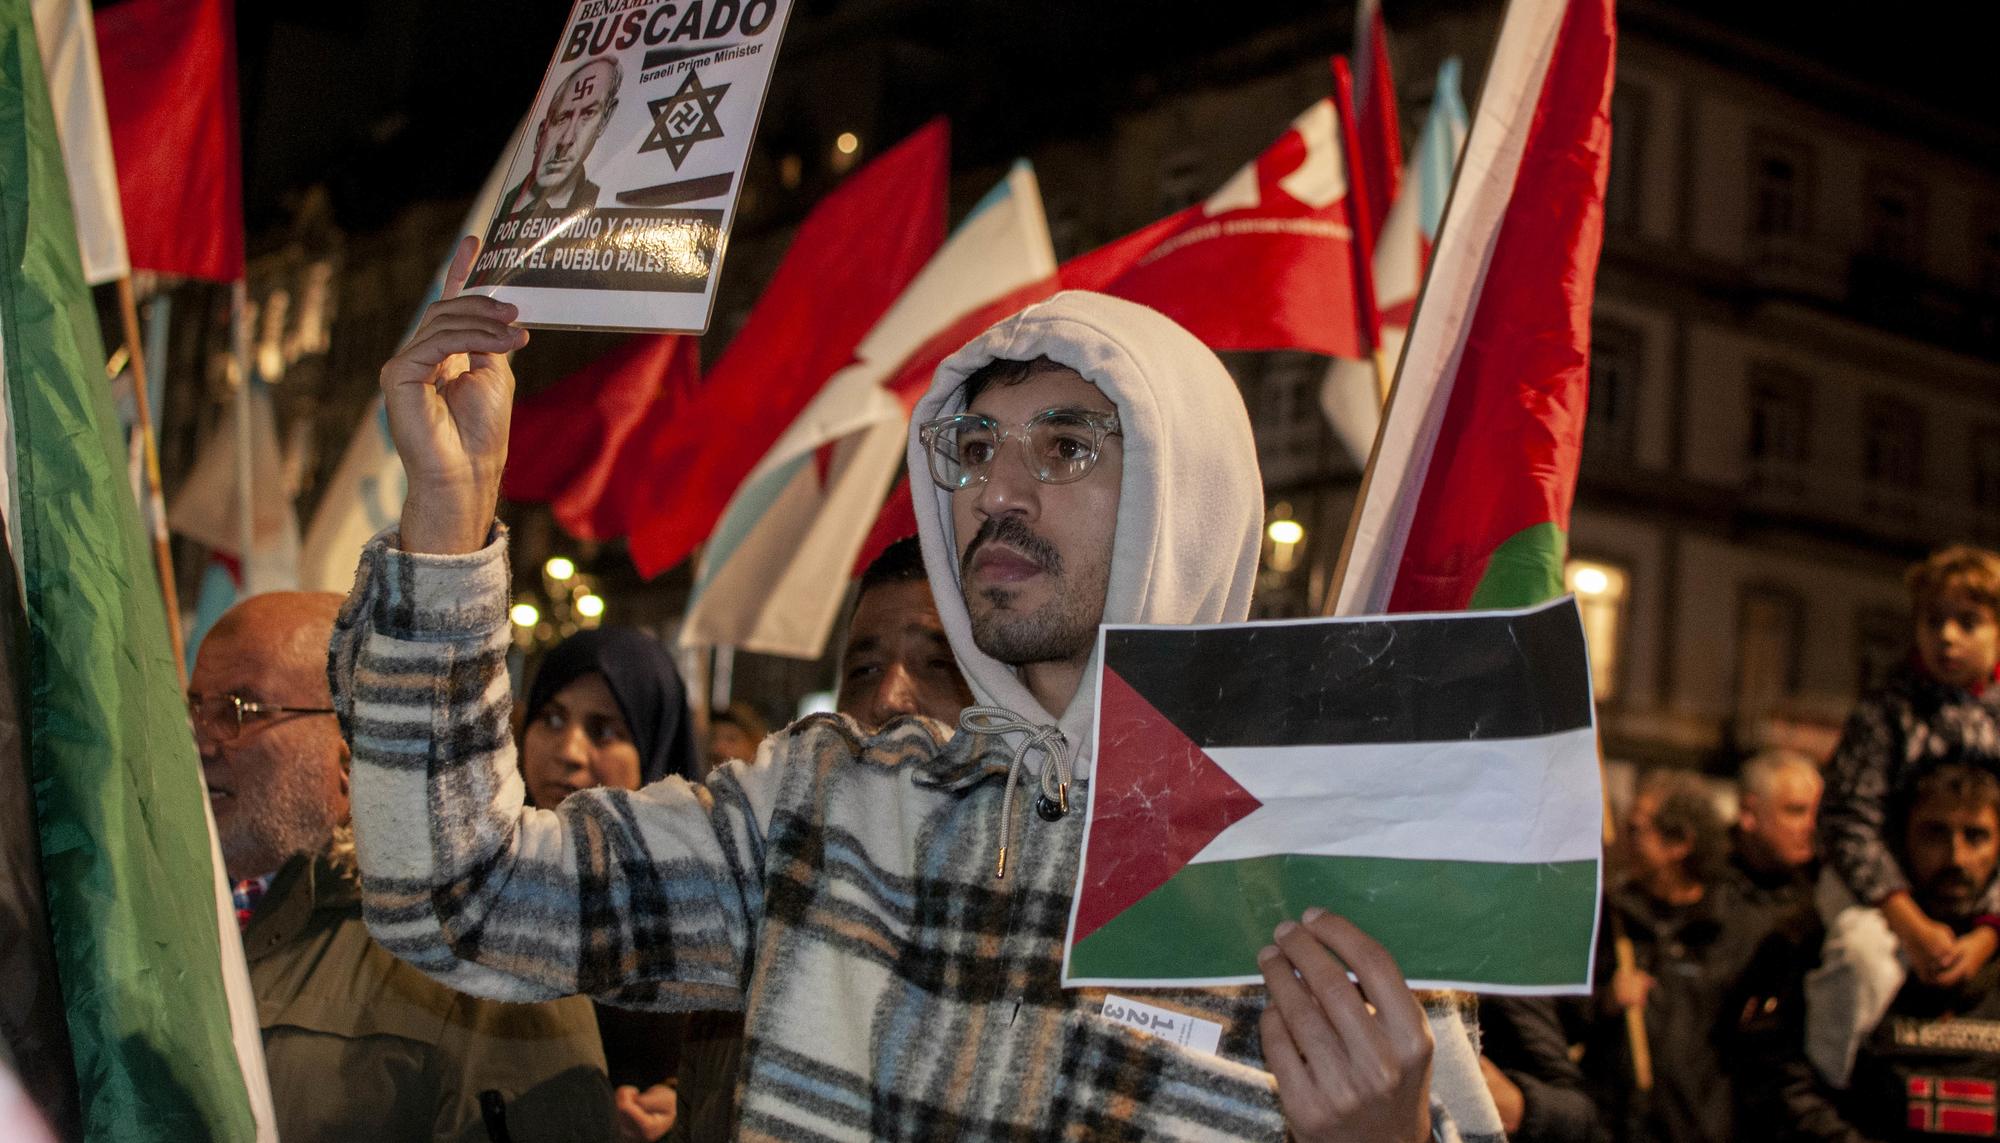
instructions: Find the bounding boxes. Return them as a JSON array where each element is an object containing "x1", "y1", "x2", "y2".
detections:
[
  {"x1": 2, "y1": 6, "x2": 255, "y2": 1138},
  {"x1": 1070, "y1": 854, "x2": 1597, "y2": 987},
  {"x1": 1468, "y1": 521, "x2": 1567, "y2": 611}
]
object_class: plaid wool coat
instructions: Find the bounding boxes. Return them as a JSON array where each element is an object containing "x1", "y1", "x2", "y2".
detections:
[{"x1": 332, "y1": 530, "x2": 1496, "y2": 1142}]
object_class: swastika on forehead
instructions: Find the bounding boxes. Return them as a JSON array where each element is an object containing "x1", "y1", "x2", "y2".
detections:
[{"x1": 642, "y1": 69, "x2": 730, "y2": 170}]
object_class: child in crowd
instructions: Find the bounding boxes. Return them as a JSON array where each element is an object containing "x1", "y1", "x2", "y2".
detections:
[{"x1": 1809, "y1": 544, "x2": 2000, "y2": 1084}]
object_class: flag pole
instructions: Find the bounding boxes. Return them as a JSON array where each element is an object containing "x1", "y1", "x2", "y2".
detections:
[
  {"x1": 1330, "y1": 59, "x2": 1389, "y2": 405},
  {"x1": 116, "y1": 276, "x2": 187, "y2": 685},
  {"x1": 1597, "y1": 740, "x2": 1654, "y2": 1093},
  {"x1": 230, "y1": 280, "x2": 254, "y2": 577}
]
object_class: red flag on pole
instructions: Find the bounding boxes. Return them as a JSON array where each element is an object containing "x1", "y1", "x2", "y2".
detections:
[
  {"x1": 881, "y1": 97, "x2": 1382, "y2": 410},
  {"x1": 619, "y1": 120, "x2": 949, "y2": 577},
  {"x1": 501, "y1": 335, "x2": 702, "y2": 540},
  {"x1": 1351, "y1": 0, "x2": 1404, "y2": 242},
  {"x1": 1061, "y1": 98, "x2": 1375, "y2": 358},
  {"x1": 95, "y1": 0, "x2": 243, "y2": 282}
]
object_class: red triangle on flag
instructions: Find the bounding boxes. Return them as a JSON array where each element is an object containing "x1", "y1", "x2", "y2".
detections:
[{"x1": 1072, "y1": 668, "x2": 1264, "y2": 945}]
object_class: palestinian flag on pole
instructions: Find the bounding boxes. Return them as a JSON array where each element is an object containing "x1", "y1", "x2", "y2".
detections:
[
  {"x1": 1332, "y1": 0, "x2": 1615, "y2": 616},
  {"x1": 2, "y1": 5, "x2": 271, "y2": 1136},
  {"x1": 1064, "y1": 599, "x2": 1603, "y2": 992}
]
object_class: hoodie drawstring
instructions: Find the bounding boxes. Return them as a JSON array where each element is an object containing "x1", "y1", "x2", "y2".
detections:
[{"x1": 956, "y1": 706, "x2": 1074, "y2": 880}]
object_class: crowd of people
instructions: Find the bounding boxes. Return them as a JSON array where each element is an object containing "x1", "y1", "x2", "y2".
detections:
[
  {"x1": 1478, "y1": 544, "x2": 2000, "y2": 1143},
  {"x1": 193, "y1": 250, "x2": 2000, "y2": 1142}
]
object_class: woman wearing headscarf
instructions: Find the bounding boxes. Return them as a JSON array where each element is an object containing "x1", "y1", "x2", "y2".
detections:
[{"x1": 519, "y1": 628, "x2": 740, "y2": 1143}]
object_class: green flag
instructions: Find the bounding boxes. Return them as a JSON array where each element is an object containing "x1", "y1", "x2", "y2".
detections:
[{"x1": 1, "y1": 4, "x2": 257, "y2": 1137}]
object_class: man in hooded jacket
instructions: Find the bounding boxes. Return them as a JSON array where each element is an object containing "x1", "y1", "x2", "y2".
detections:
[{"x1": 333, "y1": 238, "x2": 1499, "y2": 1142}]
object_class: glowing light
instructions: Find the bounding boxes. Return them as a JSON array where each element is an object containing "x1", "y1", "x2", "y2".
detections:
[
  {"x1": 575, "y1": 593, "x2": 605, "y2": 619},
  {"x1": 1266, "y1": 519, "x2": 1305, "y2": 546},
  {"x1": 510, "y1": 602, "x2": 540, "y2": 628},
  {"x1": 545, "y1": 556, "x2": 576, "y2": 581},
  {"x1": 835, "y1": 132, "x2": 860, "y2": 155},
  {"x1": 1572, "y1": 566, "x2": 1610, "y2": 596}
]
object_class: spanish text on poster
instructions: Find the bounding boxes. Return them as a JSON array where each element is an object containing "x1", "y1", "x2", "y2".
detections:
[
  {"x1": 465, "y1": 0, "x2": 793, "y2": 332},
  {"x1": 1063, "y1": 598, "x2": 1604, "y2": 994}
]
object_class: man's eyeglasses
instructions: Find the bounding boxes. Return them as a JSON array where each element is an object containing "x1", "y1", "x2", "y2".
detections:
[
  {"x1": 187, "y1": 692, "x2": 336, "y2": 743},
  {"x1": 918, "y1": 409, "x2": 1121, "y2": 491}
]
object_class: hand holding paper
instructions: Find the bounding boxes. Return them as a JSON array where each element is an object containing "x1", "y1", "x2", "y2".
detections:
[
  {"x1": 381, "y1": 235, "x2": 527, "y2": 555},
  {"x1": 1258, "y1": 909, "x2": 1433, "y2": 1143}
]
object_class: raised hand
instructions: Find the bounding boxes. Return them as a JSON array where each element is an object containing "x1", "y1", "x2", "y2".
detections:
[
  {"x1": 380, "y1": 235, "x2": 530, "y2": 555},
  {"x1": 1259, "y1": 909, "x2": 1435, "y2": 1143}
]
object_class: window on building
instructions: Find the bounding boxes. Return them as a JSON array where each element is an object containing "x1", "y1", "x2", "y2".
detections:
[
  {"x1": 1747, "y1": 366, "x2": 1812, "y2": 467},
  {"x1": 1227, "y1": 352, "x2": 1340, "y2": 487},
  {"x1": 1751, "y1": 135, "x2": 1814, "y2": 240},
  {"x1": 1975, "y1": 428, "x2": 2000, "y2": 510},
  {"x1": 1855, "y1": 606, "x2": 1908, "y2": 694},
  {"x1": 1865, "y1": 172, "x2": 1926, "y2": 267},
  {"x1": 1565, "y1": 559, "x2": 1630, "y2": 702},
  {"x1": 1606, "y1": 87, "x2": 1649, "y2": 232},
  {"x1": 1587, "y1": 320, "x2": 1644, "y2": 460},
  {"x1": 1862, "y1": 396, "x2": 1923, "y2": 490},
  {"x1": 1736, "y1": 585, "x2": 1805, "y2": 720}
]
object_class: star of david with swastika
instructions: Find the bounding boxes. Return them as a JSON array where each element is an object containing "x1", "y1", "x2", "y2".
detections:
[{"x1": 642, "y1": 69, "x2": 730, "y2": 170}]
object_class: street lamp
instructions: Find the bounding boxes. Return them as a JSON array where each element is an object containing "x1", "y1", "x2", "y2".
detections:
[
  {"x1": 545, "y1": 556, "x2": 576, "y2": 582},
  {"x1": 510, "y1": 602, "x2": 540, "y2": 628},
  {"x1": 1265, "y1": 515, "x2": 1305, "y2": 574}
]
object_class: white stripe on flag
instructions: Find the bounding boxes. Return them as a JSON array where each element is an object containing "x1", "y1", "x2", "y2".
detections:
[
  {"x1": 1332, "y1": 0, "x2": 1569, "y2": 617},
  {"x1": 33, "y1": 0, "x2": 129, "y2": 285},
  {"x1": 197, "y1": 779, "x2": 278, "y2": 1142},
  {"x1": 1191, "y1": 726, "x2": 1602, "y2": 866}
]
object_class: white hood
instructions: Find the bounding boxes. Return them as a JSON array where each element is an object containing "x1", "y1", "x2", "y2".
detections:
[{"x1": 907, "y1": 291, "x2": 1264, "y2": 777}]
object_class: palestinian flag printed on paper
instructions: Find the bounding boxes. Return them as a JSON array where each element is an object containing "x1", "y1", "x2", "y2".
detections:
[{"x1": 1064, "y1": 598, "x2": 1603, "y2": 993}]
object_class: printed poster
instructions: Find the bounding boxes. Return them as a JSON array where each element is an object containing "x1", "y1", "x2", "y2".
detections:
[
  {"x1": 1063, "y1": 598, "x2": 1604, "y2": 994},
  {"x1": 465, "y1": 0, "x2": 793, "y2": 331}
]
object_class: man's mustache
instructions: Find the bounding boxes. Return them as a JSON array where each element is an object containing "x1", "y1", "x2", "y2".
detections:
[
  {"x1": 1923, "y1": 869, "x2": 1979, "y2": 897},
  {"x1": 962, "y1": 516, "x2": 1063, "y2": 578}
]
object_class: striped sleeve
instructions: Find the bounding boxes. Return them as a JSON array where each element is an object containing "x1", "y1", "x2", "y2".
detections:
[{"x1": 331, "y1": 527, "x2": 768, "y2": 1009}]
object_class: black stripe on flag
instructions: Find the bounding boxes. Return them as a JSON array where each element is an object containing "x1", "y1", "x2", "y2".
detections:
[{"x1": 1101, "y1": 598, "x2": 1593, "y2": 748}]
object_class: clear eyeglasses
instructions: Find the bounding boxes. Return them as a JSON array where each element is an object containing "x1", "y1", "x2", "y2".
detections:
[
  {"x1": 187, "y1": 692, "x2": 336, "y2": 743},
  {"x1": 917, "y1": 409, "x2": 1122, "y2": 490}
]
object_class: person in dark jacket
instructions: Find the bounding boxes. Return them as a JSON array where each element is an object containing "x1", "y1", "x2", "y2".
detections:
[
  {"x1": 1477, "y1": 995, "x2": 1607, "y2": 1143},
  {"x1": 1810, "y1": 547, "x2": 2000, "y2": 1086},
  {"x1": 193, "y1": 593, "x2": 610, "y2": 1143},
  {"x1": 1588, "y1": 768, "x2": 1794, "y2": 1142},
  {"x1": 518, "y1": 626, "x2": 733, "y2": 1143},
  {"x1": 1768, "y1": 761, "x2": 2000, "y2": 1140}
]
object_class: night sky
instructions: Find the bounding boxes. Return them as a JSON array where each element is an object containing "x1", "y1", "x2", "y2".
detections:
[{"x1": 223, "y1": 1, "x2": 1997, "y2": 253}]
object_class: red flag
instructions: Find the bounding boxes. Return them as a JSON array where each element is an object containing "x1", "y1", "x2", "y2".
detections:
[
  {"x1": 1352, "y1": 0, "x2": 1404, "y2": 241},
  {"x1": 501, "y1": 335, "x2": 701, "y2": 539},
  {"x1": 852, "y1": 477, "x2": 919, "y2": 577},
  {"x1": 620, "y1": 120, "x2": 949, "y2": 577},
  {"x1": 95, "y1": 0, "x2": 243, "y2": 282},
  {"x1": 1062, "y1": 99, "x2": 1375, "y2": 358},
  {"x1": 879, "y1": 100, "x2": 1380, "y2": 409},
  {"x1": 1333, "y1": 0, "x2": 1615, "y2": 616}
]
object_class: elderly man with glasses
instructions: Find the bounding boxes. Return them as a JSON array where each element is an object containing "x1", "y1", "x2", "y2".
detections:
[
  {"x1": 189, "y1": 591, "x2": 614, "y2": 1143},
  {"x1": 335, "y1": 256, "x2": 1493, "y2": 1142}
]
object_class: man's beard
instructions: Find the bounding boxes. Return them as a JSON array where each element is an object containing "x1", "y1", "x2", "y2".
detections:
[
  {"x1": 220, "y1": 766, "x2": 341, "y2": 882},
  {"x1": 961, "y1": 516, "x2": 1099, "y2": 665},
  {"x1": 1917, "y1": 867, "x2": 1986, "y2": 924}
]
